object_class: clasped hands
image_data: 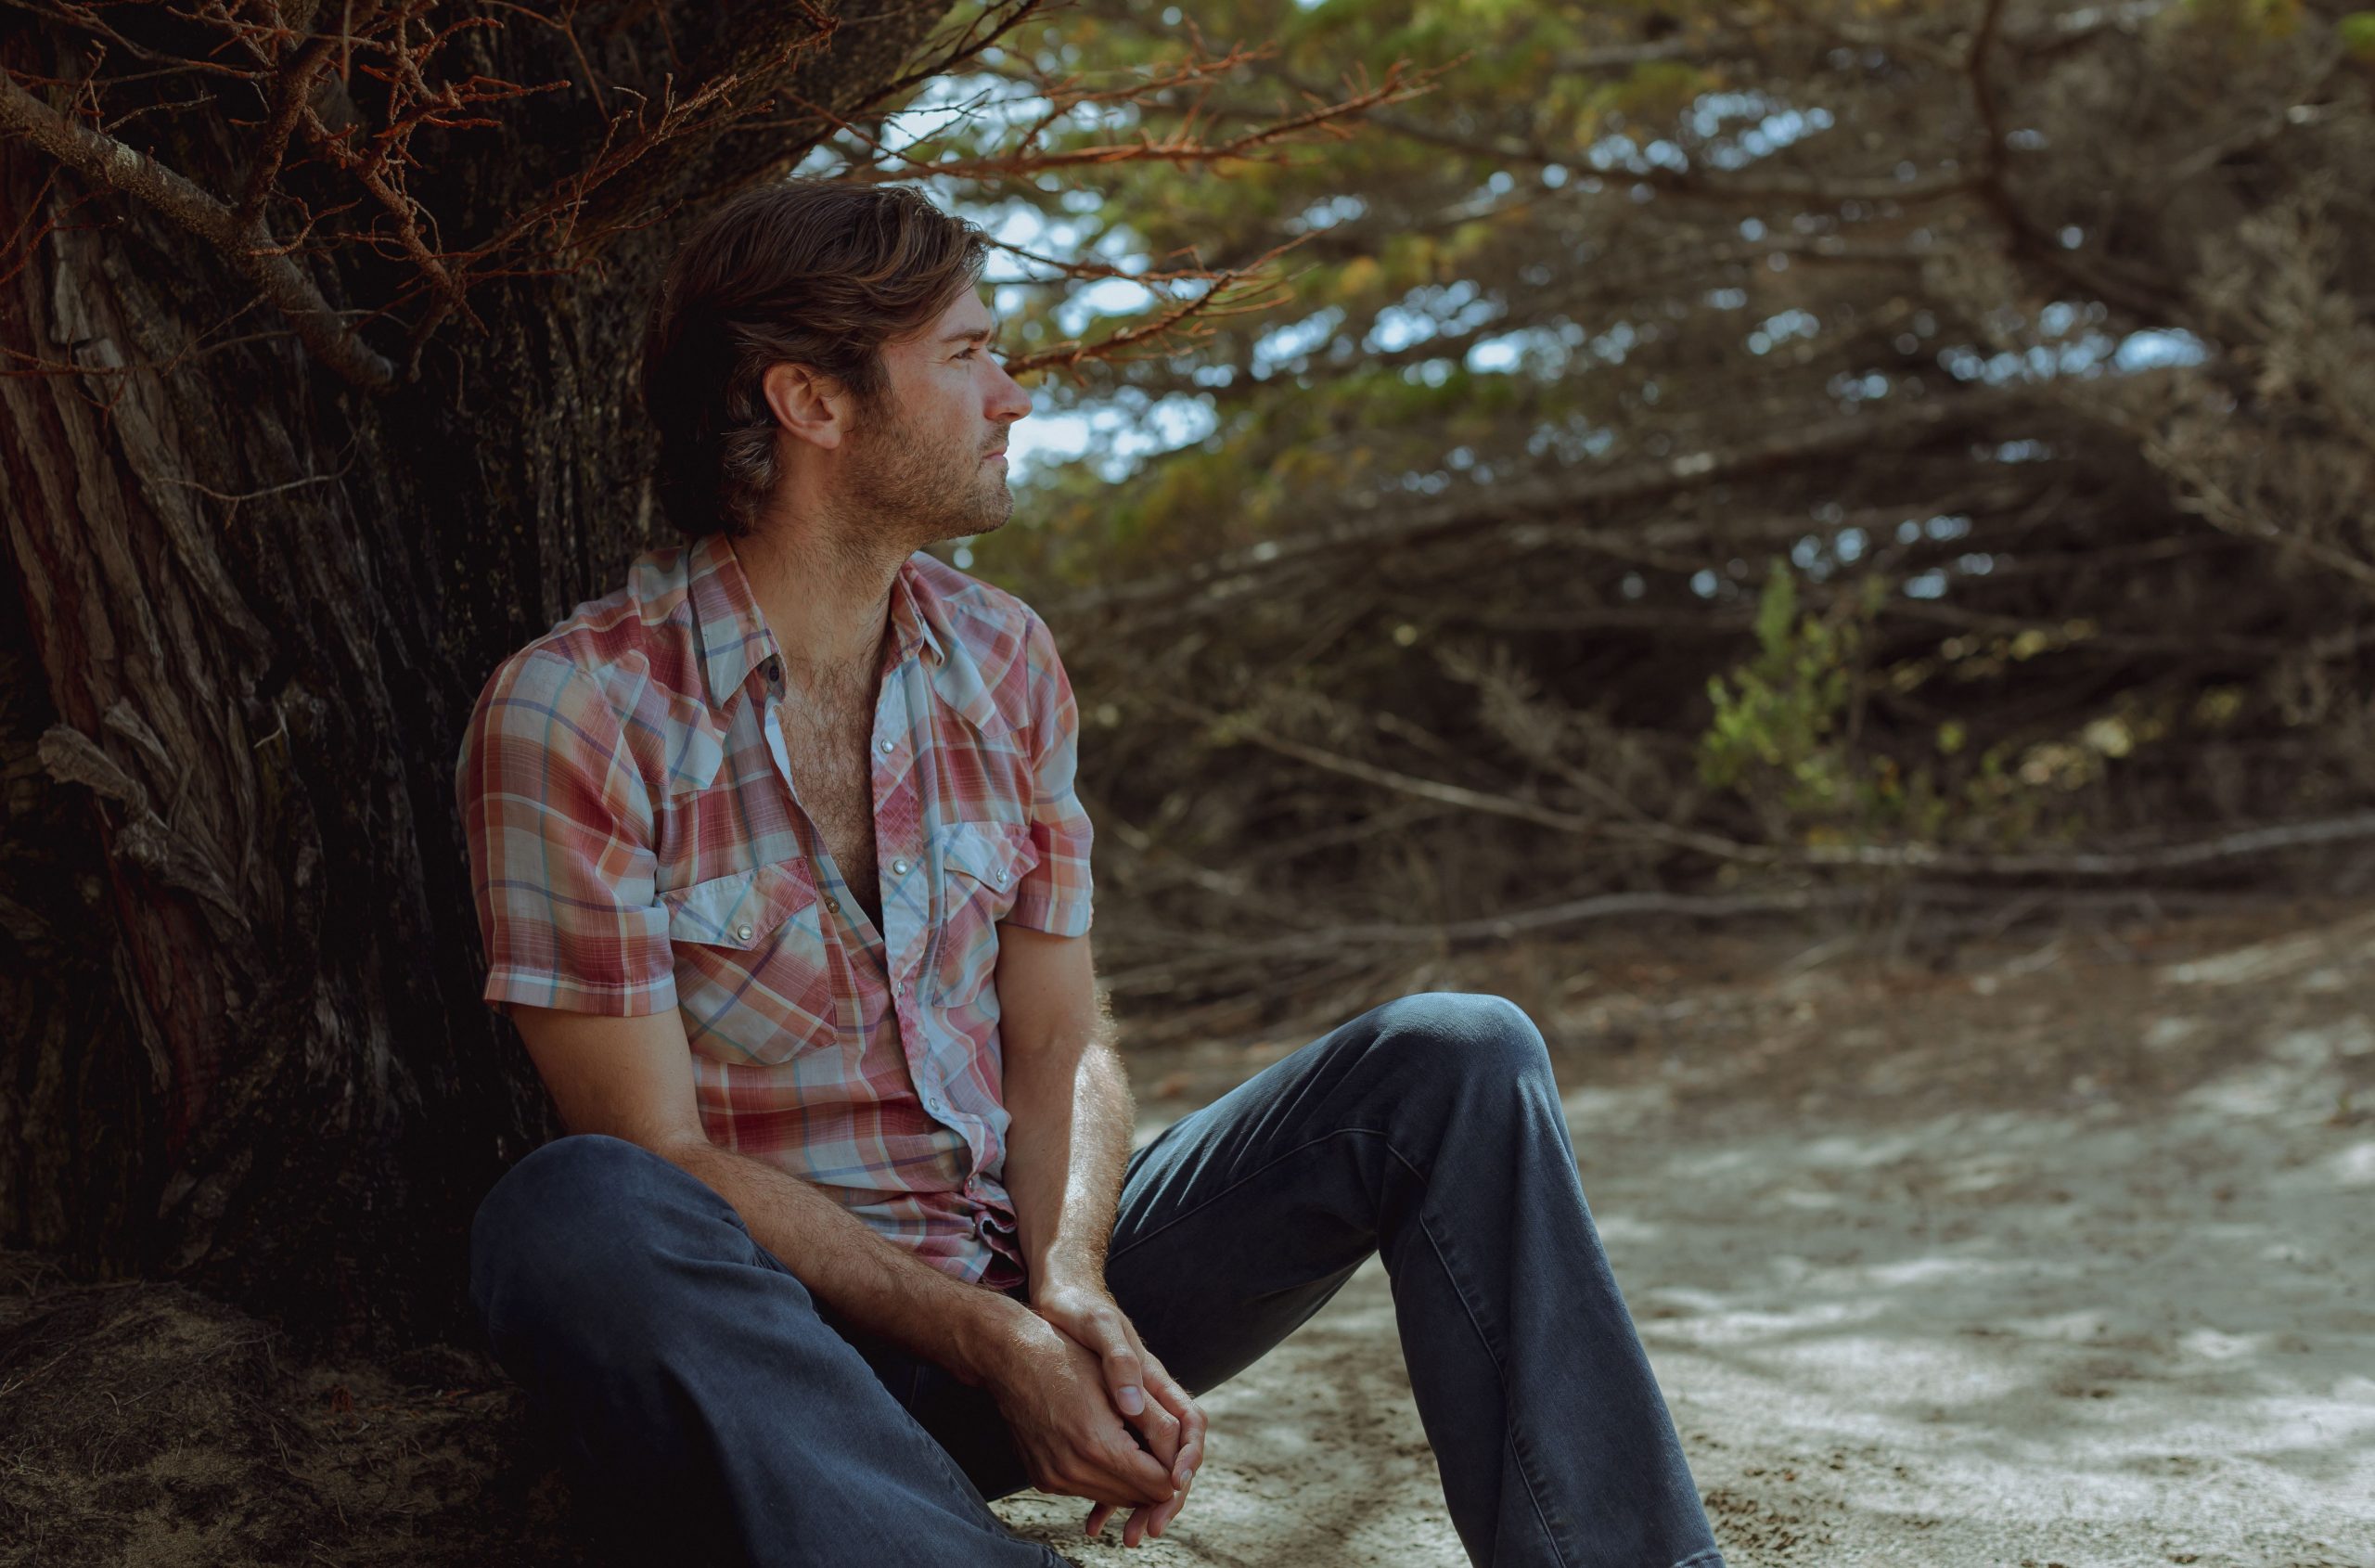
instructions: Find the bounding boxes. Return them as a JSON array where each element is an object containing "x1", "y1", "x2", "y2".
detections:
[{"x1": 983, "y1": 1279, "x2": 1207, "y2": 1548}]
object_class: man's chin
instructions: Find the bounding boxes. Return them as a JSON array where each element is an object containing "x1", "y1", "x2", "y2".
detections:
[
  {"x1": 915, "y1": 506, "x2": 1010, "y2": 553},
  {"x1": 956, "y1": 489, "x2": 1016, "y2": 540}
]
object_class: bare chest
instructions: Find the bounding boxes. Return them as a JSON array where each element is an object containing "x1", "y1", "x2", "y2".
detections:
[{"x1": 777, "y1": 684, "x2": 884, "y2": 923}]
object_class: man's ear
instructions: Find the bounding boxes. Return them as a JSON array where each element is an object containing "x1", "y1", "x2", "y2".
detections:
[{"x1": 761, "y1": 361, "x2": 853, "y2": 453}]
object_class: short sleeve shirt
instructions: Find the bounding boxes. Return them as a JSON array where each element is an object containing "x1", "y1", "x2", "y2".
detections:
[{"x1": 454, "y1": 531, "x2": 1093, "y2": 1287}]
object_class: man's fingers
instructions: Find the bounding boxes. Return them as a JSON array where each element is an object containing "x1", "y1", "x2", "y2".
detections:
[
  {"x1": 1131, "y1": 1362, "x2": 1200, "y2": 1538},
  {"x1": 1050, "y1": 1412, "x2": 1174, "y2": 1510},
  {"x1": 1149, "y1": 1471, "x2": 1190, "y2": 1537},
  {"x1": 1083, "y1": 1502, "x2": 1115, "y2": 1539},
  {"x1": 1173, "y1": 1424, "x2": 1204, "y2": 1486},
  {"x1": 1042, "y1": 1302, "x2": 1197, "y2": 1513},
  {"x1": 1125, "y1": 1391, "x2": 1183, "y2": 1468},
  {"x1": 1073, "y1": 1427, "x2": 1174, "y2": 1508},
  {"x1": 1143, "y1": 1360, "x2": 1206, "y2": 1484},
  {"x1": 1147, "y1": 1448, "x2": 1197, "y2": 1537},
  {"x1": 1093, "y1": 1320, "x2": 1147, "y2": 1415},
  {"x1": 1063, "y1": 1472, "x2": 1169, "y2": 1510},
  {"x1": 1142, "y1": 1355, "x2": 1196, "y2": 1422},
  {"x1": 1062, "y1": 1304, "x2": 1148, "y2": 1416},
  {"x1": 1110, "y1": 1433, "x2": 1176, "y2": 1501},
  {"x1": 1176, "y1": 1410, "x2": 1207, "y2": 1480}
]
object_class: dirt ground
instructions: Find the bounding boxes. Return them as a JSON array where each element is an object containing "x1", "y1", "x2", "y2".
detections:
[{"x1": 5, "y1": 903, "x2": 2372, "y2": 1567}]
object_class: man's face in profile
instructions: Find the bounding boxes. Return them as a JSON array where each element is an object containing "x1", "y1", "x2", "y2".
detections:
[{"x1": 841, "y1": 287, "x2": 1030, "y2": 548}]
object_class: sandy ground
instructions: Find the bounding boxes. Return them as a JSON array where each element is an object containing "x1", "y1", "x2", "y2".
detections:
[
  {"x1": 994, "y1": 910, "x2": 2375, "y2": 1568},
  {"x1": 4, "y1": 906, "x2": 2370, "y2": 1567}
]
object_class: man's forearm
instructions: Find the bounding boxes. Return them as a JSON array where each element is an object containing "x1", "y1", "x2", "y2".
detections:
[
  {"x1": 657, "y1": 1137, "x2": 1028, "y2": 1384},
  {"x1": 1002, "y1": 1029, "x2": 1136, "y2": 1299}
]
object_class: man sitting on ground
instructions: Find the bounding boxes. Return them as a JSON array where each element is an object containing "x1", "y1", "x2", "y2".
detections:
[{"x1": 455, "y1": 177, "x2": 1726, "y2": 1568}]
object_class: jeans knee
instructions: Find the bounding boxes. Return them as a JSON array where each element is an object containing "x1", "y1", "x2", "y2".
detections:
[
  {"x1": 469, "y1": 1134, "x2": 702, "y2": 1343},
  {"x1": 1365, "y1": 990, "x2": 1552, "y2": 1091}
]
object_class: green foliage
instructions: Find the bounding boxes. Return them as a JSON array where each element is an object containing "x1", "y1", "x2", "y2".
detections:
[
  {"x1": 1698, "y1": 563, "x2": 1869, "y2": 823},
  {"x1": 1695, "y1": 567, "x2": 1949, "y2": 844},
  {"x1": 1696, "y1": 566, "x2": 2153, "y2": 848}
]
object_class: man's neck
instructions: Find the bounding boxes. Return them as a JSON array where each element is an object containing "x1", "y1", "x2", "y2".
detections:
[{"x1": 731, "y1": 521, "x2": 906, "y2": 688}]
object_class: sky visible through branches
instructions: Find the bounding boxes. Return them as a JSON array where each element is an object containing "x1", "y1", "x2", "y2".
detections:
[{"x1": 796, "y1": 12, "x2": 2216, "y2": 590}]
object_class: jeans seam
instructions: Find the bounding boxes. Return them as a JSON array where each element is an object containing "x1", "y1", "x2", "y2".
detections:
[
  {"x1": 1411, "y1": 1169, "x2": 1577, "y2": 1568},
  {"x1": 1104, "y1": 1126, "x2": 1402, "y2": 1267}
]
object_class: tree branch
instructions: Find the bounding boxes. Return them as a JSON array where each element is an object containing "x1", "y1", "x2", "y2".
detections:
[
  {"x1": 1164, "y1": 694, "x2": 2375, "y2": 880},
  {"x1": 0, "y1": 61, "x2": 395, "y2": 389},
  {"x1": 1047, "y1": 384, "x2": 2041, "y2": 622}
]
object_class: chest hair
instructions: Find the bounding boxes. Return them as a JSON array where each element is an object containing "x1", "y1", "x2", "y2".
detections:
[{"x1": 777, "y1": 667, "x2": 887, "y2": 924}]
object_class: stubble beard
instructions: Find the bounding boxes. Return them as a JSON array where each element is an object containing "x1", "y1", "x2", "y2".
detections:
[{"x1": 838, "y1": 391, "x2": 1012, "y2": 555}]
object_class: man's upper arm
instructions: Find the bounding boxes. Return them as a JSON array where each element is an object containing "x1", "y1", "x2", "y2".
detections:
[
  {"x1": 1001, "y1": 608, "x2": 1094, "y2": 940},
  {"x1": 455, "y1": 649, "x2": 675, "y2": 1017},
  {"x1": 994, "y1": 606, "x2": 1102, "y2": 1054},
  {"x1": 507, "y1": 1003, "x2": 708, "y2": 1150},
  {"x1": 456, "y1": 648, "x2": 701, "y2": 1148},
  {"x1": 994, "y1": 925, "x2": 1103, "y2": 1059}
]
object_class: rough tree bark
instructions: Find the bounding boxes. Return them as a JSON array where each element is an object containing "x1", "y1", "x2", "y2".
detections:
[{"x1": 0, "y1": 0, "x2": 956, "y2": 1352}]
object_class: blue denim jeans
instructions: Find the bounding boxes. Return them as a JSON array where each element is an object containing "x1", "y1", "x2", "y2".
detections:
[{"x1": 470, "y1": 991, "x2": 1725, "y2": 1568}]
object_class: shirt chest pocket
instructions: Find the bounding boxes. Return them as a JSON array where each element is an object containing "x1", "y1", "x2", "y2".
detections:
[
  {"x1": 664, "y1": 859, "x2": 838, "y2": 1065},
  {"x1": 926, "y1": 822, "x2": 1038, "y2": 1008}
]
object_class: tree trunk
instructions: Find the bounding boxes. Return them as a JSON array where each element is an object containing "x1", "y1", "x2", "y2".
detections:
[{"x1": 0, "y1": 1, "x2": 950, "y2": 1352}]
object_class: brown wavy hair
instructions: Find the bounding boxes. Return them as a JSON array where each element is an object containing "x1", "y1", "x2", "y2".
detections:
[{"x1": 639, "y1": 180, "x2": 990, "y2": 540}]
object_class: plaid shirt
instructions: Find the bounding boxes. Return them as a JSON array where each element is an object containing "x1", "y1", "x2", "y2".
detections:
[{"x1": 455, "y1": 531, "x2": 1094, "y2": 1288}]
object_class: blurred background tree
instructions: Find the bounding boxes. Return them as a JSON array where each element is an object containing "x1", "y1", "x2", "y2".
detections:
[{"x1": 832, "y1": 0, "x2": 2375, "y2": 1033}]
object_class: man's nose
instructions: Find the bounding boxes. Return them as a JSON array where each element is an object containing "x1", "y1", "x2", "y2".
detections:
[{"x1": 988, "y1": 362, "x2": 1032, "y2": 423}]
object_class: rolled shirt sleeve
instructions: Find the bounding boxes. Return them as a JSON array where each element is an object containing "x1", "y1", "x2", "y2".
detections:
[
  {"x1": 1002, "y1": 609, "x2": 1094, "y2": 937},
  {"x1": 455, "y1": 649, "x2": 675, "y2": 1016}
]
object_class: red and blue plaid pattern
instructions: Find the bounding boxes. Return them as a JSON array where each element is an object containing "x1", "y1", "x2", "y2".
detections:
[{"x1": 456, "y1": 532, "x2": 1094, "y2": 1287}]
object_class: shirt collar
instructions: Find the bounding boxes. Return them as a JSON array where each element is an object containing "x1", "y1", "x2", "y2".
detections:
[
  {"x1": 687, "y1": 531, "x2": 771, "y2": 708},
  {"x1": 687, "y1": 533, "x2": 975, "y2": 725},
  {"x1": 886, "y1": 559, "x2": 947, "y2": 671}
]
